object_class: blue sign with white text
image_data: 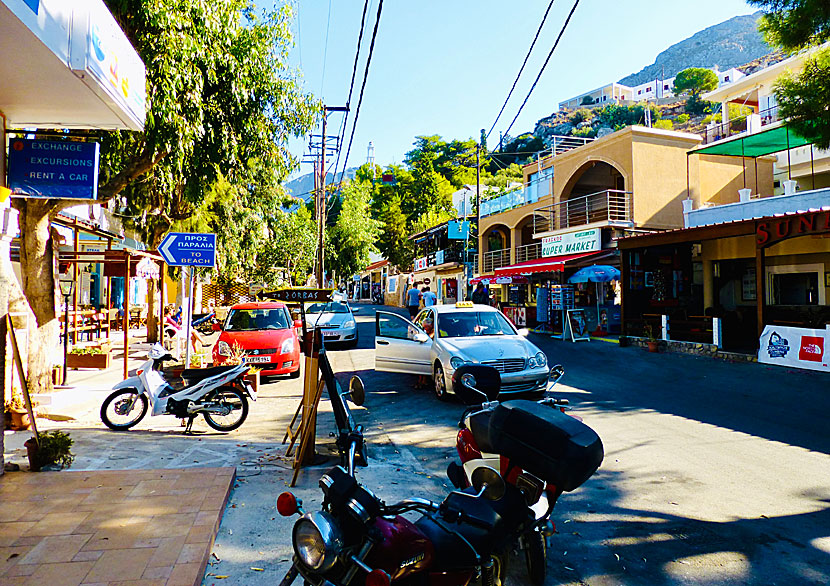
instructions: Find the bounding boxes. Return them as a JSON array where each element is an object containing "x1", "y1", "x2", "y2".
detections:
[
  {"x1": 7, "y1": 139, "x2": 99, "y2": 199},
  {"x1": 448, "y1": 220, "x2": 470, "y2": 240},
  {"x1": 159, "y1": 232, "x2": 216, "y2": 267}
]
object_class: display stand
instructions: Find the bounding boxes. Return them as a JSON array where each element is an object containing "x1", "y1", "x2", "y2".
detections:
[
  {"x1": 3, "y1": 314, "x2": 39, "y2": 441},
  {"x1": 549, "y1": 284, "x2": 574, "y2": 339}
]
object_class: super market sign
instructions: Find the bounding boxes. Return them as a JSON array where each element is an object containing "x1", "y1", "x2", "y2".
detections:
[{"x1": 542, "y1": 228, "x2": 600, "y2": 257}]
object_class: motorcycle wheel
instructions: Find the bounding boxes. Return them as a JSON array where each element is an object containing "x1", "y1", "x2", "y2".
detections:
[
  {"x1": 524, "y1": 529, "x2": 547, "y2": 585},
  {"x1": 101, "y1": 388, "x2": 148, "y2": 430},
  {"x1": 202, "y1": 387, "x2": 249, "y2": 431}
]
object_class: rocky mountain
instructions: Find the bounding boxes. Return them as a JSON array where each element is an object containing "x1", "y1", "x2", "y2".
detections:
[
  {"x1": 618, "y1": 11, "x2": 771, "y2": 87},
  {"x1": 284, "y1": 168, "x2": 358, "y2": 203}
]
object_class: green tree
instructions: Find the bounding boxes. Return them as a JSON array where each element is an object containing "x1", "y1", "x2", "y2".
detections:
[
  {"x1": 10, "y1": 0, "x2": 316, "y2": 395},
  {"x1": 326, "y1": 181, "x2": 381, "y2": 280},
  {"x1": 674, "y1": 67, "x2": 719, "y2": 114},
  {"x1": 375, "y1": 197, "x2": 414, "y2": 270},
  {"x1": 749, "y1": 1, "x2": 830, "y2": 148},
  {"x1": 255, "y1": 207, "x2": 317, "y2": 287}
]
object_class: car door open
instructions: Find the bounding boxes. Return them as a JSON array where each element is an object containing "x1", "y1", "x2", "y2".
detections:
[{"x1": 374, "y1": 311, "x2": 432, "y2": 375}]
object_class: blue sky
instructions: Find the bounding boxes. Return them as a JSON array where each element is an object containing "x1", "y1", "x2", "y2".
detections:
[{"x1": 266, "y1": 0, "x2": 758, "y2": 177}]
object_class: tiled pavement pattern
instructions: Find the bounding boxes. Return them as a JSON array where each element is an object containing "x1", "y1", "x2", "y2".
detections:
[{"x1": 0, "y1": 467, "x2": 234, "y2": 586}]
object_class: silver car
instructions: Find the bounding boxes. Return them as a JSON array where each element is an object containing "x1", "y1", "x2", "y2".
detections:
[
  {"x1": 306, "y1": 301, "x2": 359, "y2": 348},
  {"x1": 375, "y1": 302, "x2": 549, "y2": 400}
]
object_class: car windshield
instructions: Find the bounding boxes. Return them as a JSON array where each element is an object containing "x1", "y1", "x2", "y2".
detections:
[
  {"x1": 306, "y1": 302, "x2": 350, "y2": 314},
  {"x1": 225, "y1": 308, "x2": 289, "y2": 331},
  {"x1": 437, "y1": 311, "x2": 516, "y2": 338}
]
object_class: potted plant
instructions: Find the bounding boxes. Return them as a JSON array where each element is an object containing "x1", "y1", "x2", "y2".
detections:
[
  {"x1": 66, "y1": 345, "x2": 110, "y2": 369},
  {"x1": 24, "y1": 430, "x2": 75, "y2": 471},
  {"x1": 245, "y1": 367, "x2": 261, "y2": 393},
  {"x1": 643, "y1": 324, "x2": 659, "y2": 353},
  {"x1": 4, "y1": 394, "x2": 34, "y2": 431}
]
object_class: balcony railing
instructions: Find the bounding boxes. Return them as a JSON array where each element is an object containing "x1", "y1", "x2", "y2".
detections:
[
  {"x1": 482, "y1": 249, "x2": 510, "y2": 273},
  {"x1": 701, "y1": 106, "x2": 779, "y2": 145},
  {"x1": 533, "y1": 189, "x2": 633, "y2": 234},
  {"x1": 515, "y1": 242, "x2": 541, "y2": 264}
]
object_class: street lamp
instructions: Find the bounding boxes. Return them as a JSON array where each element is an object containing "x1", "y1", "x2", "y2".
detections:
[{"x1": 59, "y1": 278, "x2": 75, "y2": 386}]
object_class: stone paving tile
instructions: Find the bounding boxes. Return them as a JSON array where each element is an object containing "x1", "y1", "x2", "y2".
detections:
[{"x1": 0, "y1": 468, "x2": 234, "y2": 586}]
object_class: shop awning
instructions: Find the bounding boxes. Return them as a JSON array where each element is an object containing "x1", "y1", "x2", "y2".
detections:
[
  {"x1": 494, "y1": 251, "x2": 604, "y2": 277},
  {"x1": 691, "y1": 125, "x2": 811, "y2": 158},
  {"x1": 470, "y1": 275, "x2": 529, "y2": 285}
]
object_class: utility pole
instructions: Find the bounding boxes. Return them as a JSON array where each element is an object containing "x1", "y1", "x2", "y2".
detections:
[
  {"x1": 475, "y1": 129, "x2": 483, "y2": 277},
  {"x1": 307, "y1": 105, "x2": 348, "y2": 288}
]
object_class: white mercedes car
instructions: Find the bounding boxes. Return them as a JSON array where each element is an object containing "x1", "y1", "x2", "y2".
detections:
[{"x1": 374, "y1": 302, "x2": 549, "y2": 400}]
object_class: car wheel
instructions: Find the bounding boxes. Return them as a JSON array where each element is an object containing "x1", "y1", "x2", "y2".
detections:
[
  {"x1": 289, "y1": 367, "x2": 301, "y2": 379},
  {"x1": 433, "y1": 363, "x2": 449, "y2": 401}
]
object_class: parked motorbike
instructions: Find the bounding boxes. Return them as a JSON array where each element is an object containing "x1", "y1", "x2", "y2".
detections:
[
  {"x1": 276, "y1": 347, "x2": 604, "y2": 586},
  {"x1": 446, "y1": 364, "x2": 601, "y2": 584},
  {"x1": 100, "y1": 343, "x2": 255, "y2": 432},
  {"x1": 193, "y1": 310, "x2": 219, "y2": 334}
]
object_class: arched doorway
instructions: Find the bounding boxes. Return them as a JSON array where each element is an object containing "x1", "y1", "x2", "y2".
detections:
[
  {"x1": 481, "y1": 224, "x2": 511, "y2": 271},
  {"x1": 560, "y1": 160, "x2": 627, "y2": 228}
]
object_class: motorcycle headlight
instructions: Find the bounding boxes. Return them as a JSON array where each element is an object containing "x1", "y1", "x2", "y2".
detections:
[
  {"x1": 217, "y1": 340, "x2": 232, "y2": 357},
  {"x1": 293, "y1": 512, "x2": 342, "y2": 571},
  {"x1": 281, "y1": 338, "x2": 295, "y2": 354},
  {"x1": 450, "y1": 356, "x2": 467, "y2": 370},
  {"x1": 535, "y1": 352, "x2": 547, "y2": 368}
]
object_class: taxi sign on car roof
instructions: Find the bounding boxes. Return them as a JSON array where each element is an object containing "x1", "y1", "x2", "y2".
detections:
[{"x1": 455, "y1": 301, "x2": 474, "y2": 308}]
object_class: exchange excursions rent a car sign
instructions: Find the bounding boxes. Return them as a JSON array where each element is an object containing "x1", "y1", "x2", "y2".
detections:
[{"x1": 7, "y1": 139, "x2": 100, "y2": 199}]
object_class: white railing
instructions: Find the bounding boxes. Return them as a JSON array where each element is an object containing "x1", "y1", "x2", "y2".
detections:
[
  {"x1": 534, "y1": 189, "x2": 633, "y2": 234},
  {"x1": 482, "y1": 249, "x2": 511, "y2": 273},
  {"x1": 515, "y1": 242, "x2": 541, "y2": 264}
]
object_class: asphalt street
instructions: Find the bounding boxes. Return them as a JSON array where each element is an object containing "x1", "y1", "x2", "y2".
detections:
[{"x1": 7, "y1": 303, "x2": 829, "y2": 586}]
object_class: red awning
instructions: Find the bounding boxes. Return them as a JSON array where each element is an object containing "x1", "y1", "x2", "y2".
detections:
[
  {"x1": 470, "y1": 275, "x2": 529, "y2": 285},
  {"x1": 494, "y1": 251, "x2": 604, "y2": 277}
]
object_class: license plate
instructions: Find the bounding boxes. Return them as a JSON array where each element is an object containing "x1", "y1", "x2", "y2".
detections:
[
  {"x1": 323, "y1": 332, "x2": 340, "y2": 338},
  {"x1": 246, "y1": 356, "x2": 271, "y2": 363}
]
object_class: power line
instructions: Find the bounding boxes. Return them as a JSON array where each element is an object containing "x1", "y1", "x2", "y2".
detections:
[
  {"x1": 320, "y1": 0, "x2": 333, "y2": 95},
  {"x1": 331, "y1": 0, "x2": 371, "y2": 194},
  {"x1": 501, "y1": 0, "x2": 581, "y2": 141},
  {"x1": 336, "y1": 0, "x2": 383, "y2": 187},
  {"x1": 486, "y1": 0, "x2": 558, "y2": 141}
]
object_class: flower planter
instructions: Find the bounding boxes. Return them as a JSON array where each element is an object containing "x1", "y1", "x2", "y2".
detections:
[
  {"x1": 66, "y1": 351, "x2": 110, "y2": 369},
  {"x1": 647, "y1": 341, "x2": 659, "y2": 353},
  {"x1": 7, "y1": 408, "x2": 31, "y2": 431},
  {"x1": 24, "y1": 438, "x2": 41, "y2": 471},
  {"x1": 244, "y1": 371, "x2": 260, "y2": 393}
]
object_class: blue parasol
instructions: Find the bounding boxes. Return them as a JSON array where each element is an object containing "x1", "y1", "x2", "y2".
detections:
[
  {"x1": 567, "y1": 265, "x2": 620, "y2": 334},
  {"x1": 568, "y1": 265, "x2": 620, "y2": 284}
]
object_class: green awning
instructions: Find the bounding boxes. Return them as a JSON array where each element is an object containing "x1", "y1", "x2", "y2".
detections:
[{"x1": 691, "y1": 124, "x2": 811, "y2": 158}]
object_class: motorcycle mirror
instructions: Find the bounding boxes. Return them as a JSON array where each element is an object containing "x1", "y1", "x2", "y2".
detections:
[
  {"x1": 452, "y1": 365, "x2": 501, "y2": 405},
  {"x1": 276, "y1": 492, "x2": 301, "y2": 516},
  {"x1": 348, "y1": 376, "x2": 366, "y2": 406},
  {"x1": 470, "y1": 466, "x2": 506, "y2": 502},
  {"x1": 549, "y1": 364, "x2": 565, "y2": 383}
]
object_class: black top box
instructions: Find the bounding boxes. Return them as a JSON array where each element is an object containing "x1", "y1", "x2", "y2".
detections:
[{"x1": 469, "y1": 400, "x2": 603, "y2": 492}]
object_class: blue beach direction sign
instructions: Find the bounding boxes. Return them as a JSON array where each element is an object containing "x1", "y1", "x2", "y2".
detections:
[{"x1": 158, "y1": 232, "x2": 216, "y2": 267}]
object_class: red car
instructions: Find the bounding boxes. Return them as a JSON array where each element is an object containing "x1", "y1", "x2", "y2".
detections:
[{"x1": 212, "y1": 302, "x2": 301, "y2": 378}]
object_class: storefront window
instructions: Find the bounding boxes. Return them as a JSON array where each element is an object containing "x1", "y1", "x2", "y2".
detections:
[{"x1": 771, "y1": 272, "x2": 819, "y2": 305}]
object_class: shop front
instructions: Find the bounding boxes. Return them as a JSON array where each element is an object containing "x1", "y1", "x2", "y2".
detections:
[{"x1": 619, "y1": 208, "x2": 830, "y2": 368}]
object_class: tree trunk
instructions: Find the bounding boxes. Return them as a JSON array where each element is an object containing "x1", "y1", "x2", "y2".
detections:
[{"x1": 16, "y1": 199, "x2": 61, "y2": 396}]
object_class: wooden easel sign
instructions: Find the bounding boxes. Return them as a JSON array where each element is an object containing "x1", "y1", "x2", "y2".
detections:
[{"x1": 567, "y1": 309, "x2": 591, "y2": 343}]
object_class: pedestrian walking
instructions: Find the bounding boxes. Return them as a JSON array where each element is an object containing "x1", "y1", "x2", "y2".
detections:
[
  {"x1": 471, "y1": 283, "x2": 488, "y2": 305},
  {"x1": 422, "y1": 286, "x2": 437, "y2": 307},
  {"x1": 406, "y1": 284, "x2": 421, "y2": 318}
]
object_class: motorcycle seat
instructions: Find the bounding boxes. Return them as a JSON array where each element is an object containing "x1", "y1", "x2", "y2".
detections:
[{"x1": 181, "y1": 365, "x2": 239, "y2": 386}]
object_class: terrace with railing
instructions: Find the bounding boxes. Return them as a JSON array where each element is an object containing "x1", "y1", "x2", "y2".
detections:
[
  {"x1": 482, "y1": 249, "x2": 511, "y2": 273},
  {"x1": 480, "y1": 135, "x2": 593, "y2": 218},
  {"x1": 701, "y1": 106, "x2": 779, "y2": 145},
  {"x1": 533, "y1": 189, "x2": 633, "y2": 235}
]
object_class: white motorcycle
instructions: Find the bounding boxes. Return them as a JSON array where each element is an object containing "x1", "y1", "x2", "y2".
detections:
[{"x1": 100, "y1": 344, "x2": 255, "y2": 433}]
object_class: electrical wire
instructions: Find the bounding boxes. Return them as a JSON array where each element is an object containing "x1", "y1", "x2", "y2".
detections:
[
  {"x1": 486, "y1": 0, "x2": 558, "y2": 141},
  {"x1": 501, "y1": 0, "x2": 581, "y2": 142},
  {"x1": 336, "y1": 0, "x2": 383, "y2": 188},
  {"x1": 331, "y1": 0, "x2": 371, "y2": 192},
  {"x1": 320, "y1": 0, "x2": 333, "y2": 95}
]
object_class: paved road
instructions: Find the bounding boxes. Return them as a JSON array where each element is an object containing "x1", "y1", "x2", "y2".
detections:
[{"x1": 10, "y1": 303, "x2": 829, "y2": 585}]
